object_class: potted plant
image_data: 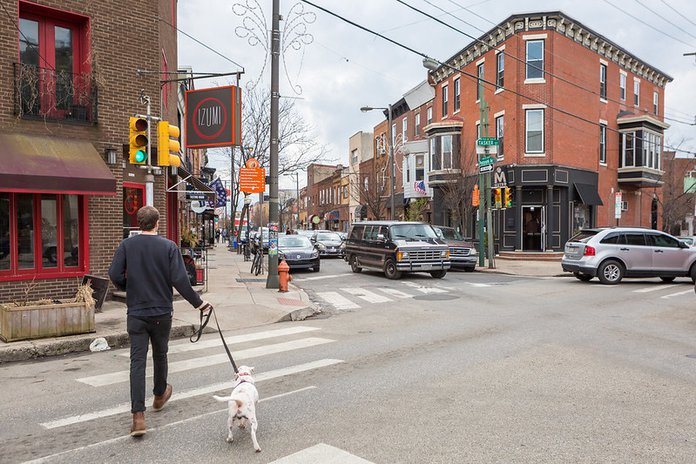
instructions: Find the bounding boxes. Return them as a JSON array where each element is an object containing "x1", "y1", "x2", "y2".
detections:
[{"x1": 181, "y1": 229, "x2": 199, "y2": 248}]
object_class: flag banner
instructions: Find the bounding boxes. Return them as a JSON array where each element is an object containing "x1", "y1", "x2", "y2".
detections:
[
  {"x1": 208, "y1": 178, "x2": 227, "y2": 208},
  {"x1": 414, "y1": 180, "x2": 427, "y2": 195}
]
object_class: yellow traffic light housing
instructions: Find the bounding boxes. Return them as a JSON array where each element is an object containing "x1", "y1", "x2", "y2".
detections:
[
  {"x1": 494, "y1": 188, "x2": 502, "y2": 209},
  {"x1": 157, "y1": 121, "x2": 182, "y2": 167},
  {"x1": 504, "y1": 187, "x2": 513, "y2": 208},
  {"x1": 129, "y1": 117, "x2": 149, "y2": 165}
]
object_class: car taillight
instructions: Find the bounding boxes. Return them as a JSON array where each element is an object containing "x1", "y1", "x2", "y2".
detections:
[{"x1": 584, "y1": 245, "x2": 596, "y2": 256}]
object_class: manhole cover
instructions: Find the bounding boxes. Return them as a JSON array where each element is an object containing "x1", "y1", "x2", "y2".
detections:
[
  {"x1": 413, "y1": 294, "x2": 459, "y2": 301},
  {"x1": 236, "y1": 278, "x2": 266, "y2": 283}
]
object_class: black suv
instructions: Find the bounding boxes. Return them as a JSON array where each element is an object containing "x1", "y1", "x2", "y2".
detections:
[{"x1": 344, "y1": 221, "x2": 451, "y2": 279}]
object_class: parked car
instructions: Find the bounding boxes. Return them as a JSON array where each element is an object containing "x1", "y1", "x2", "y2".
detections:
[
  {"x1": 278, "y1": 234, "x2": 320, "y2": 272},
  {"x1": 296, "y1": 229, "x2": 315, "y2": 239},
  {"x1": 561, "y1": 227, "x2": 696, "y2": 284},
  {"x1": 678, "y1": 236, "x2": 696, "y2": 246},
  {"x1": 311, "y1": 231, "x2": 345, "y2": 258},
  {"x1": 433, "y1": 226, "x2": 477, "y2": 271},
  {"x1": 336, "y1": 231, "x2": 347, "y2": 241},
  {"x1": 345, "y1": 221, "x2": 451, "y2": 279}
]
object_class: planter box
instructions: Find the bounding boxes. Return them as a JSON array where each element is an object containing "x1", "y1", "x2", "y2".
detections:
[{"x1": 0, "y1": 302, "x2": 95, "y2": 342}]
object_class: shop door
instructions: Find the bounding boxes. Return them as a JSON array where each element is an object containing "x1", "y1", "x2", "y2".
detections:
[
  {"x1": 522, "y1": 206, "x2": 544, "y2": 251},
  {"x1": 123, "y1": 183, "x2": 144, "y2": 239}
]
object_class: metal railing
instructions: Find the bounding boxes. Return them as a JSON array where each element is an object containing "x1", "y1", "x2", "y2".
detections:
[{"x1": 13, "y1": 63, "x2": 98, "y2": 124}]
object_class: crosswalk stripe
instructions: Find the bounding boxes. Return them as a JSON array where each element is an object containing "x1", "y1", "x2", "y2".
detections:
[
  {"x1": 297, "y1": 273, "x2": 352, "y2": 281},
  {"x1": 634, "y1": 285, "x2": 677, "y2": 293},
  {"x1": 379, "y1": 288, "x2": 413, "y2": 299},
  {"x1": 401, "y1": 281, "x2": 448, "y2": 293},
  {"x1": 117, "y1": 326, "x2": 321, "y2": 357},
  {"x1": 77, "y1": 337, "x2": 335, "y2": 387},
  {"x1": 660, "y1": 289, "x2": 693, "y2": 299},
  {"x1": 42, "y1": 359, "x2": 343, "y2": 429},
  {"x1": 269, "y1": 443, "x2": 374, "y2": 464},
  {"x1": 343, "y1": 288, "x2": 393, "y2": 303},
  {"x1": 316, "y1": 292, "x2": 360, "y2": 309}
]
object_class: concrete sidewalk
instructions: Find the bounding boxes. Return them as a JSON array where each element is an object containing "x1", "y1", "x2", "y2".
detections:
[
  {"x1": 0, "y1": 245, "x2": 320, "y2": 363},
  {"x1": 478, "y1": 257, "x2": 568, "y2": 277}
]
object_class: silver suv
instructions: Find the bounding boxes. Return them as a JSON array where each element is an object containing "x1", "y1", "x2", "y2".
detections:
[{"x1": 561, "y1": 227, "x2": 696, "y2": 284}]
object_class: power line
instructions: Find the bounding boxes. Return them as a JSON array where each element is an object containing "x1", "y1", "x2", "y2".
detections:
[
  {"x1": 604, "y1": 0, "x2": 696, "y2": 48},
  {"x1": 300, "y1": 0, "x2": 696, "y2": 157},
  {"x1": 633, "y1": 0, "x2": 696, "y2": 42},
  {"x1": 660, "y1": 0, "x2": 696, "y2": 29}
]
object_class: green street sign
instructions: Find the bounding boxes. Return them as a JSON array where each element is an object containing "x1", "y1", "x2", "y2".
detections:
[
  {"x1": 477, "y1": 137, "x2": 499, "y2": 146},
  {"x1": 479, "y1": 156, "x2": 496, "y2": 166}
]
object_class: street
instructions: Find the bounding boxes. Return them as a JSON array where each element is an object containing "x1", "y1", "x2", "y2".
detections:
[{"x1": 2, "y1": 258, "x2": 696, "y2": 463}]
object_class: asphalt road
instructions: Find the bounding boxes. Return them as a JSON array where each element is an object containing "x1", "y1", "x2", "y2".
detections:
[{"x1": 1, "y1": 258, "x2": 696, "y2": 463}]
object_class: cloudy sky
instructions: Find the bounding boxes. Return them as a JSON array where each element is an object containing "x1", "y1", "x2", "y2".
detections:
[{"x1": 178, "y1": 0, "x2": 696, "y2": 190}]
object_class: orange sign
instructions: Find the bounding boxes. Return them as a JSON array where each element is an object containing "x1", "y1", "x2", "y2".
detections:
[
  {"x1": 240, "y1": 167, "x2": 266, "y2": 193},
  {"x1": 245, "y1": 158, "x2": 260, "y2": 168}
]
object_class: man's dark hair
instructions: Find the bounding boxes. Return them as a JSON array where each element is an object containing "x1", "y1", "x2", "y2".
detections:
[{"x1": 137, "y1": 206, "x2": 159, "y2": 231}]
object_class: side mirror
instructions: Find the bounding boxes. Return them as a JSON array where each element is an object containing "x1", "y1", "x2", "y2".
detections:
[{"x1": 679, "y1": 240, "x2": 690, "y2": 249}]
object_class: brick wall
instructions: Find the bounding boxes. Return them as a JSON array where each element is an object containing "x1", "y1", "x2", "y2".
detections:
[{"x1": 0, "y1": 0, "x2": 177, "y2": 302}]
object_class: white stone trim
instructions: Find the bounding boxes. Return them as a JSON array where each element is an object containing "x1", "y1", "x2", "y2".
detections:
[
  {"x1": 523, "y1": 33, "x2": 548, "y2": 40},
  {"x1": 524, "y1": 78, "x2": 546, "y2": 84},
  {"x1": 494, "y1": 110, "x2": 505, "y2": 118},
  {"x1": 495, "y1": 44, "x2": 506, "y2": 53},
  {"x1": 522, "y1": 103, "x2": 547, "y2": 109},
  {"x1": 476, "y1": 57, "x2": 486, "y2": 66},
  {"x1": 599, "y1": 58, "x2": 608, "y2": 65}
]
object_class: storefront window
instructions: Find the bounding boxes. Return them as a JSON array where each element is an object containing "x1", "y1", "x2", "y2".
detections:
[
  {"x1": 573, "y1": 203, "x2": 590, "y2": 236},
  {"x1": 123, "y1": 185, "x2": 144, "y2": 239},
  {"x1": 0, "y1": 193, "x2": 9, "y2": 271},
  {"x1": 41, "y1": 195, "x2": 58, "y2": 268},
  {"x1": 17, "y1": 194, "x2": 34, "y2": 269},
  {"x1": 63, "y1": 195, "x2": 79, "y2": 267}
]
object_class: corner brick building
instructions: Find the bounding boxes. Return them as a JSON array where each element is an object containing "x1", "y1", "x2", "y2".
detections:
[
  {"x1": 425, "y1": 11, "x2": 672, "y2": 251},
  {"x1": 0, "y1": 0, "x2": 181, "y2": 303}
]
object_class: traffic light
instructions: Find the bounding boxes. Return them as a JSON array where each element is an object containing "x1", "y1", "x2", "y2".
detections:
[
  {"x1": 157, "y1": 121, "x2": 182, "y2": 167},
  {"x1": 504, "y1": 187, "x2": 513, "y2": 208},
  {"x1": 129, "y1": 117, "x2": 149, "y2": 165},
  {"x1": 494, "y1": 188, "x2": 502, "y2": 208},
  {"x1": 472, "y1": 184, "x2": 480, "y2": 207}
]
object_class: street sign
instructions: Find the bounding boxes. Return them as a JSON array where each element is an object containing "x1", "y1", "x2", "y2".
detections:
[
  {"x1": 477, "y1": 137, "x2": 499, "y2": 146},
  {"x1": 479, "y1": 164, "x2": 494, "y2": 173},
  {"x1": 614, "y1": 192, "x2": 622, "y2": 219},
  {"x1": 476, "y1": 144, "x2": 498, "y2": 155},
  {"x1": 240, "y1": 166, "x2": 266, "y2": 193},
  {"x1": 479, "y1": 156, "x2": 496, "y2": 166}
]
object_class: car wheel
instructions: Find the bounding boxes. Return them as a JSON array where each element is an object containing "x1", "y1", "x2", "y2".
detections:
[
  {"x1": 660, "y1": 276, "x2": 675, "y2": 283},
  {"x1": 690, "y1": 264, "x2": 696, "y2": 283},
  {"x1": 384, "y1": 259, "x2": 402, "y2": 280},
  {"x1": 350, "y1": 255, "x2": 362, "y2": 273},
  {"x1": 430, "y1": 270, "x2": 447, "y2": 279},
  {"x1": 573, "y1": 272, "x2": 593, "y2": 282},
  {"x1": 597, "y1": 260, "x2": 624, "y2": 285}
]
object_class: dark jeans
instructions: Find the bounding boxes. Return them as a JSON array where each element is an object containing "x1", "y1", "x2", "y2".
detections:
[{"x1": 127, "y1": 314, "x2": 172, "y2": 413}]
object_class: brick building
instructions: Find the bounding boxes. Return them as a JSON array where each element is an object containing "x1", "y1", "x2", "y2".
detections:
[
  {"x1": 0, "y1": 0, "x2": 182, "y2": 303},
  {"x1": 425, "y1": 11, "x2": 672, "y2": 252}
]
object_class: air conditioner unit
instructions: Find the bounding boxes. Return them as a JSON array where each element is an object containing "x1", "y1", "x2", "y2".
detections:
[{"x1": 621, "y1": 201, "x2": 628, "y2": 211}]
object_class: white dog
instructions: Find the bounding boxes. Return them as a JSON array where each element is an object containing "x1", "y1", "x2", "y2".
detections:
[{"x1": 213, "y1": 365, "x2": 261, "y2": 452}]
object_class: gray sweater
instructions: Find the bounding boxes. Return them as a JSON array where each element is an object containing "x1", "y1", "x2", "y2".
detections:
[{"x1": 108, "y1": 234, "x2": 204, "y2": 316}]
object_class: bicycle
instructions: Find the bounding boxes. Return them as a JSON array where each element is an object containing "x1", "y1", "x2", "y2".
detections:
[{"x1": 250, "y1": 245, "x2": 265, "y2": 276}]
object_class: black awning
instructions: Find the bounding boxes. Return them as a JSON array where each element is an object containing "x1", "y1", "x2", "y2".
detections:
[
  {"x1": 176, "y1": 165, "x2": 216, "y2": 198},
  {"x1": 574, "y1": 182, "x2": 603, "y2": 206},
  {"x1": 0, "y1": 134, "x2": 116, "y2": 195}
]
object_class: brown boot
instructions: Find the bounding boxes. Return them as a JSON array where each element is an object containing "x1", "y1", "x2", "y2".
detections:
[
  {"x1": 152, "y1": 383, "x2": 173, "y2": 412},
  {"x1": 130, "y1": 412, "x2": 146, "y2": 437}
]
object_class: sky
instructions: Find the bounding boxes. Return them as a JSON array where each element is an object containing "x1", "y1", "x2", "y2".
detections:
[{"x1": 178, "y1": 0, "x2": 696, "y2": 191}]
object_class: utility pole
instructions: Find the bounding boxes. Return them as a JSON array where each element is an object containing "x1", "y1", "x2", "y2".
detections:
[
  {"x1": 388, "y1": 104, "x2": 395, "y2": 220},
  {"x1": 266, "y1": 0, "x2": 280, "y2": 288},
  {"x1": 479, "y1": 79, "x2": 495, "y2": 269}
]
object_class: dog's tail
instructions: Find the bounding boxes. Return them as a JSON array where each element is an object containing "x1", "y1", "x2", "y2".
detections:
[{"x1": 212, "y1": 395, "x2": 244, "y2": 409}]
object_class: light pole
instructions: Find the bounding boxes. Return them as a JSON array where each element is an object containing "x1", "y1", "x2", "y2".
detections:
[
  {"x1": 266, "y1": 0, "x2": 280, "y2": 289},
  {"x1": 361, "y1": 104, "x2": 395, "y2": 220}
]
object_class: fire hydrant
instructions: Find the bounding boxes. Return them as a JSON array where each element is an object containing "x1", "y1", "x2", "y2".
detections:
[{"x1": 278, "y1": 259, "x2": 292, "y2": 292}]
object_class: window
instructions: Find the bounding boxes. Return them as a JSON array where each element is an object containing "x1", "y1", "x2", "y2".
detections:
[
  {"x1": 415, "y1": 154, "x2": 425, "y2": 181},
  {"x1": 454, "y1": 77, "x2": 460, "y2": 112},
  {"x1": 622, "y1": 132, "x2": 635, "y2": 167},
  {"x1": 0, "y1": 192, "x2": 85, "y2": 279},
  {"x1": 525, "y1": 109, "x2": 544, "y2": 153},
  {"x1": 599, "y1": 124, "x2": 606, "y2": 164},
  {"x1": 620, "y1": 73, "x2": 626, "y2": 101},
  {"x1": 405, "y1": 157, "x2": 410, "y2": 183},
  {"x1": 653, "y1": 91, "x2": 659, "y2": 115},
  {"x1": 624, "y1": 233, "x2": 646, "y2": 246},
  {"x1": 426, "y1": 107, "x2": 433, "y2": 125},
  {"x1": 415, "y1": 113, "x2": 421, "y2": 136},
  {"x1": 402, "y1": 117, "x2": 408, "y2": 142},
  {"x1": 648, "y1": 233, "x2": 679, "y2": 248},
  {"x1": 495, "y1": 115, "x2": 504, "y2": 159},
  {"x1": 600, "y1": 63, "x2": 607, "y2": 100},
  {"x1": 441, "y1": 84, "x2": 448, "y2": 117},
  {"x1": 634, "y1": 79, "x2": 640, "y2": 106},
  {"x1": 526, "y1": 40, "x2": 544, "y2": 79},
  {"x1": 441, "y1": 135, "x2": 453, "y2": 169},
  {"x1": 476, "y1": 64, "x2": 484, "y2": 101},
  {"x1": 496, "y1": 52, "x2": 504, "y2": 89},
  {"x1": 641, "y1": 131, "x2": 662, "y2": 170},
  {"x1": 18, "y1": 5, "x2": 90, "y2": 121},
  {"x1": 430, "y1": 137, "x2": 439, "y2": 170},
  {"x1": 351, "y1": 148, "x2": 358, "y2": 164},
  {"x1": 391, "y1": 123, "x2": 396, "y2": 149},
  {"x1": 476, "y1": 123, "x2": 481, "y2": 140}
]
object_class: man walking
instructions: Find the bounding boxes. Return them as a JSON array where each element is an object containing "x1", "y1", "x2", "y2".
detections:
[{"x1": 109, "y1": 206, "x2": 211, "y2": 437}]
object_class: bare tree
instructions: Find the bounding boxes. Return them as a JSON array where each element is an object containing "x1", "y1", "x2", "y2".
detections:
[
  {"x1": 439, "y1": 143, "x2": 479, "y2": 232},
  {"x1": 349, "y1": 161, "x2": 390, "y2": 220},
  {"x1": 660, "y1": 148, "x2": 695, "y2": 235}
]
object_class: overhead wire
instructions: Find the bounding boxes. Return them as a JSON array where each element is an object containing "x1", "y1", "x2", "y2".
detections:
[
  {"x1": 603, "y1": 0, "x2": 696, "y2": 48},
  {"x1": 299, "y1": 0, "x2": 696, "y2": 157},
  {"x1": 633, "y1": 0, "x2": 696, "y2": 42},
  {"x1": 659, "y1": 0, "x2": 696, "y2": 29}
]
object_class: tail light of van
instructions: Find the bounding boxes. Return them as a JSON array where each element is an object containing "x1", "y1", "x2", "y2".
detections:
[{"x1": 583, "y1": 245, "x2": 596, "y2": 256}]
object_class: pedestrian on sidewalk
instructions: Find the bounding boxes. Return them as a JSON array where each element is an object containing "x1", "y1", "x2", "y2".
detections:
[{"x1": 108, "y1": 206, "x2": 212, "y2": 438}]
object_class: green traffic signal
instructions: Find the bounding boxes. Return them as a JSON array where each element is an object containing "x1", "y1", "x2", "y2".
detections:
[{"x1": 134, "y1": 149, "x2": 147, "y2": 163}]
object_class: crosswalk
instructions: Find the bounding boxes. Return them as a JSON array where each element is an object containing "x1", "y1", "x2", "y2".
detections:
[{"x1": 630, "y1": 283, "x2": 695, "y2": 299}]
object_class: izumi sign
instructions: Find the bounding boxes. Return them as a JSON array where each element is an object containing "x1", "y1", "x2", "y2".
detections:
[{"x1": 185, "y1": 85, "x2": 242, "y2": 149}]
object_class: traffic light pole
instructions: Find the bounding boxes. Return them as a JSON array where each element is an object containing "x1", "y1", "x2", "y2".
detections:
[
  {"x1": 266, "y1": 0, "x2": 280, "y2": 289},
  {"x1": 478, "y1": 79, "x2": 494, "y2": 269}
]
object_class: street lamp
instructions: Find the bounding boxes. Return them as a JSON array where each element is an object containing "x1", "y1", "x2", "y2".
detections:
[{"x1": 361, "y1": 104, "x2": 395, "y2": 220}]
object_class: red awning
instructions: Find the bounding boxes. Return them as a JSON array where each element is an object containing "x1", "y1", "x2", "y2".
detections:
[{"x1": 0, "y1": 134, "x2": 116, "y2": 195}]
